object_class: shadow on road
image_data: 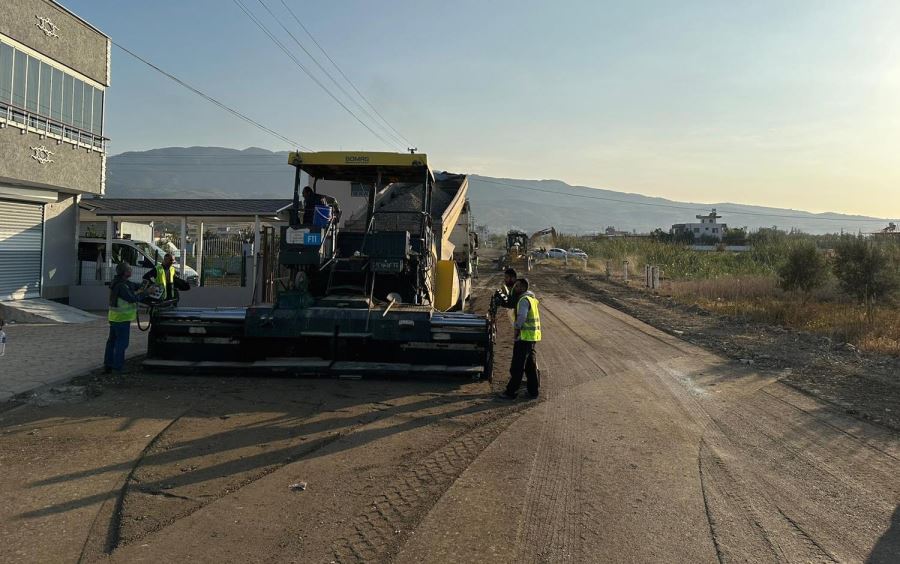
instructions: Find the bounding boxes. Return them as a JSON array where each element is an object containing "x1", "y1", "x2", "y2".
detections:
[
  {"x1": 867, "y1": 505, "x2": 900, "y2": 564},
  {"x1": 9, "y1": 369, "x2": 510, "y2": 522}
]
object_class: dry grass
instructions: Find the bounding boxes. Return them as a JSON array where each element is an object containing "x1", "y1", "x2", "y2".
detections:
[
  {"x1": 664, "y1": 276, "x2": 777, "y2": 301},
  {"x1": 662, "y1": 276, "x2": 900, "y2": 356}
]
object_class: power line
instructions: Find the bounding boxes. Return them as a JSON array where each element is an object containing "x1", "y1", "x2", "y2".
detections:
[
  {"x1": 112, "y1": 41, "x2": 310, "y2": 150},
  {"x1": 277, "y1": 0, "x2": 415, "y2": 149},
  {"x1": 232, "y1": 0, "x2": 402, "y2": 150},
  {"x1": 473, "y1": 177, "x2": 896, "y2": 224},
  {"x1": 256, "y1": 0, "x2": 409, "y2": 149}
]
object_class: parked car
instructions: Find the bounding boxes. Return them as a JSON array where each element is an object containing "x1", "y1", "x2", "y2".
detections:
[
  {"x1": 77, "y1": 238, "x2": 200, "y2": 286},
  {"x1": 568, "y1": 248, "x2": 588, "y2": 260},
  {"x1": 547, "y1": 248, "x2": 568, "y2": 259}
]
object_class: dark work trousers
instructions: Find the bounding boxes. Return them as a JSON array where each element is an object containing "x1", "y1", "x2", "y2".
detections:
[
  {"x1": 104, "y1": 321, "x2": 131, "y2": 371},
  {"x1": 506, "y1": 340, "x2": 540, "y2": 397}
]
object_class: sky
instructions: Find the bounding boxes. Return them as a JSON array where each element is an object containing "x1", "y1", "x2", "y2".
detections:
[{"x1": 62, "y1": 0, "x2": 900, "y2": 219}]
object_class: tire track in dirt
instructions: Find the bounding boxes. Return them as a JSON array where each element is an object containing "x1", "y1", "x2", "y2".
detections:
[
  {"x1": 77, "y1": 408, "x2": 195, "y2": 564},
  {"x1": 512, "y1": 300, "x2": 602, "y2": 562},
  {"x1": 547, "y1": 276, "x2": 899, "y2": 562},
  {"x1": 329, "y1": 406, "x2": 527, "y2": 563}
]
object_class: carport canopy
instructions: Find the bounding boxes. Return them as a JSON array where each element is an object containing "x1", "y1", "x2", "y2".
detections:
[{"x1": 78, "y1": 198, "x2": 291, "y2": 279}]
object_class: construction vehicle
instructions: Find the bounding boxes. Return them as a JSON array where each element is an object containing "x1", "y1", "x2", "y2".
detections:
[
  {"x1": 144, "y1": 152, "x2": 492, "y2": 378},
  {"x1": 500, "y1": 229, "x2": 532, "y2": 272},
  {"x1": 528, "y1": 227, "x2": 558, "y2": 260}
]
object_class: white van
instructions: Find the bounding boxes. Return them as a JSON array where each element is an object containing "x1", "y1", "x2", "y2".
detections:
[{"x1": 77, "y1": 238, "x2": 199, "y2": 286}]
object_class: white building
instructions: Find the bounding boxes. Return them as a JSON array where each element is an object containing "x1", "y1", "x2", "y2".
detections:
[{"x1": 671, "y1": 209, "x2": 728, "y2": 241}]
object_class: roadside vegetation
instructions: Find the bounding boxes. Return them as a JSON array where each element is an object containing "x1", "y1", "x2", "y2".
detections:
[{"x1": 551, "y1": 230, "x2": 900, "y2": 355}]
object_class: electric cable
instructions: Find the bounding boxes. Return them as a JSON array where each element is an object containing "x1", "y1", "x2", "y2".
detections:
[
  {"x1": 232, "y1": 0, "x2": 403, "y2": 150},
  {"x1": 257, "y1": 0, "x2": 409, "y2": 149},
  {"x1": 112, "y1": 41, "x2": 310, "y2": 150},
  {"x1": 279, "y1": 0, "x2": 415, "y2": 149}
]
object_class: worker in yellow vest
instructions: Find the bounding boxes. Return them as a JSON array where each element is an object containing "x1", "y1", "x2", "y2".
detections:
[
  {"x1": 499, "y1": 277, "x2": 541, "y2": 399},
  {"x1": 104, "y1": 262, "x2": 148, "y2": 374},
  {"x1": 142, "y1": 252, "x2": 190, "y2": 303}
]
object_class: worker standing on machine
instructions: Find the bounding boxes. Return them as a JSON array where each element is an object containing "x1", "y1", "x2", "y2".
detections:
[
  {"x1": 104, "y1": 263, "x2": 146, "y2": 374},
  {"x1": 143, "y1": 253, "x2": 190, "y2": 304},
  {"x1": 499, "y1": 278, "x2": 541, "y2": 400},
  {"x1": 301, "y1": 186, "x2": 341, "y2": 224}
]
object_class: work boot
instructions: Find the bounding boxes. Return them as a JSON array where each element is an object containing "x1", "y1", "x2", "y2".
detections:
[
  {"x1": 496, "y1": 391, "x2": 517, "y2": 401},
  {"x1": 102, "y1": 366, "x2": 112, "y2": 375}
]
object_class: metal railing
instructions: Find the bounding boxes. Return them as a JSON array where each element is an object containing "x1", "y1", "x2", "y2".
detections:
[{"x1": 0, "y1": 100, "x2": 107, "y2": 151}]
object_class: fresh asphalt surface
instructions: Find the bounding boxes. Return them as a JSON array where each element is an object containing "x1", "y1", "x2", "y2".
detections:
[{"x1": 0, "y1": 271, "x2": 897, "y2": 563}]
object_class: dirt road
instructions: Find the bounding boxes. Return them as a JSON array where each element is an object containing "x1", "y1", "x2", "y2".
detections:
[{"x1": 1, "y1": 272, "x2": 897, "y2": 562}]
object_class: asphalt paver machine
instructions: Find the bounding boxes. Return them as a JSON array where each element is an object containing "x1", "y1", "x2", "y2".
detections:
[{"x1": 145, "y1": 152, "x2": 492, "y2": 378}]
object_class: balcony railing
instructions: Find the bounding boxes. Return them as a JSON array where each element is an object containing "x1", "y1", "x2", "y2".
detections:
[{"x1": 0, "y1": 100, "x2": 107, "y2": 152}]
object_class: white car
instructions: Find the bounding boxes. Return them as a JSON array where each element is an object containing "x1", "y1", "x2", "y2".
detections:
[
  {"x1": 568, "y1": 248, "x2": 588, "y2": 260},
  {"x1": 546, "y1": 248, "x2": 568, "y2": 259},
  {"x1": 78, "y1": 238, "x2": 200, "y2": 286}
]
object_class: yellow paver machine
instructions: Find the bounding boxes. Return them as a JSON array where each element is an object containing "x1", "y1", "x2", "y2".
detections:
[{"x1": 145, "y1": 152, "x2": 492, "y2": 379}]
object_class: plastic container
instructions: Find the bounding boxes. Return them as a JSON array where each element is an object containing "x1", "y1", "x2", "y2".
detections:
[{"x1": 313, "y1": 205, "x2": 332, "y2": 228}]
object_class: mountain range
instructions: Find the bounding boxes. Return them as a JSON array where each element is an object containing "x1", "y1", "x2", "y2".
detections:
[{"x1": 103, "y1": 147, "x2": 890, "y2": 235}]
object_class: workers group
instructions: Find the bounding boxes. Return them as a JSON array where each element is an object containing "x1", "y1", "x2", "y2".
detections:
[
  {"x1": 495, "y1": 267, "x2": 542, "y2": 400},
  {"x1": 104, "y1": 253, "x2": 191, "y2": 375}
]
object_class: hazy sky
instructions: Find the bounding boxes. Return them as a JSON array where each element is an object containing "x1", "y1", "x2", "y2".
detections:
[{"x1": 63, "y1": 0, "x2": 900, "y2": 219}]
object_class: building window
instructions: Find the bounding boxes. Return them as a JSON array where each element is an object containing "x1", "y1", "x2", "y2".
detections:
[
  {"x1": 25, "y1": 56, "x2": 40, "y2": 112},
  {"x1": 12, "y1": 50, "x2": 26, "y2": 107},
  {"x1": 92, "y1": 85, "x2": 102, "y2": 132},
  {"x1": 50, "y1": 67, "x2": 62, "y2": 120},
  {"x1": 61, "y1": 73, "x2": 73, "y2": 124},
  {"x1": 0, "y1": 38, "x2": 105, "y2": 140},
  {"x1": 693, "y1": 227, "x2": 700, "y2": 233},
  {"x1": 38, "y1": 62, "x2": 51, "y2": 115},
  {"x1": 0, "y1": 43, "x2": 12, "y2": 103},
  {"x1": 72, "y1": 78, "x2": 84, "y2": 129}
]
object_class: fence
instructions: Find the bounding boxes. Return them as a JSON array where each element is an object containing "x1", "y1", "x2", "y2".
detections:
[{"x1": 76, "y1": 233, "x2": 253, "y2": 287}]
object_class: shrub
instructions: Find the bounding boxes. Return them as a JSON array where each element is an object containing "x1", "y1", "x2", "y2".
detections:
[
  {"x1": 832, "y1": 236, "x2": 900, "y2": 304},
  {"x1": 778, "y1": 243, "x2": 828, "y2": 294}
]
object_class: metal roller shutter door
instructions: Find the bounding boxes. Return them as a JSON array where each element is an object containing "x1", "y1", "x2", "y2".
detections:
[{"x1": 0, "y1": 199, "x2": 44, "y2": 301}]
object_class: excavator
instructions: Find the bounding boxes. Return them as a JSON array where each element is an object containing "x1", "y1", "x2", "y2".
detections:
[
  {"x1": 144, "y1": 151, "x2": 493, "y2": 379},
  {"x1": 529, "y1": 227, "x2": 557, "y2": 258}
]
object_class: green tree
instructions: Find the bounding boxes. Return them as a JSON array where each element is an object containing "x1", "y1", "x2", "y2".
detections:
[
  {"x1": 777, "y1": 243, "x2": 828, "y2": 294},
  {"x1": 832, "y1": 236, "x2": 900, "y2": 304}
]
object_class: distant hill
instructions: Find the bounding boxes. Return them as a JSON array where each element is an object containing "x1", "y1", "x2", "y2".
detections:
[{"x1": 104, "y1": 147, "x2": 890, "y2": 235}]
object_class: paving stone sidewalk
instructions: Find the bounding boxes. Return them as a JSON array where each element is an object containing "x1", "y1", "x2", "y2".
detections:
[{"x1": 0, "y1": 319, "x2": 149, "y2": 403}]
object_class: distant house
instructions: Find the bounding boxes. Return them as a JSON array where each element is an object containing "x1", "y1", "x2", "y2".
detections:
[
  {"x1": 671, "y1": 209, "x2": 728, "y2": 241},
  {"x1": 604, "y1": 226, "x2": 630, "y2": 237}
]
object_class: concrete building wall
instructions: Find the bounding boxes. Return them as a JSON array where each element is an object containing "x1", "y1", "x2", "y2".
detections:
[
  {"x1": 1, "y1": 0, "x2": 110, "y2": 85},
  {"x1": 41, "y1": 193, "x2": 77, "y2": 299},
  {"x1": 0, "y1": 124, "x2": 104, "y2": 194}
]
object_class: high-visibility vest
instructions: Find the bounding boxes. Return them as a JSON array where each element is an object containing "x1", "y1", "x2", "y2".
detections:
[
  {"x1": 517, "y1": 295, "x2": 542, "y2": 342},
  {"x1": 108, "y1": 296, "x2": 137, "y2": 323},
  {"x1": 155, "y1": 264, "x2": 176, "y2": 296}
]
